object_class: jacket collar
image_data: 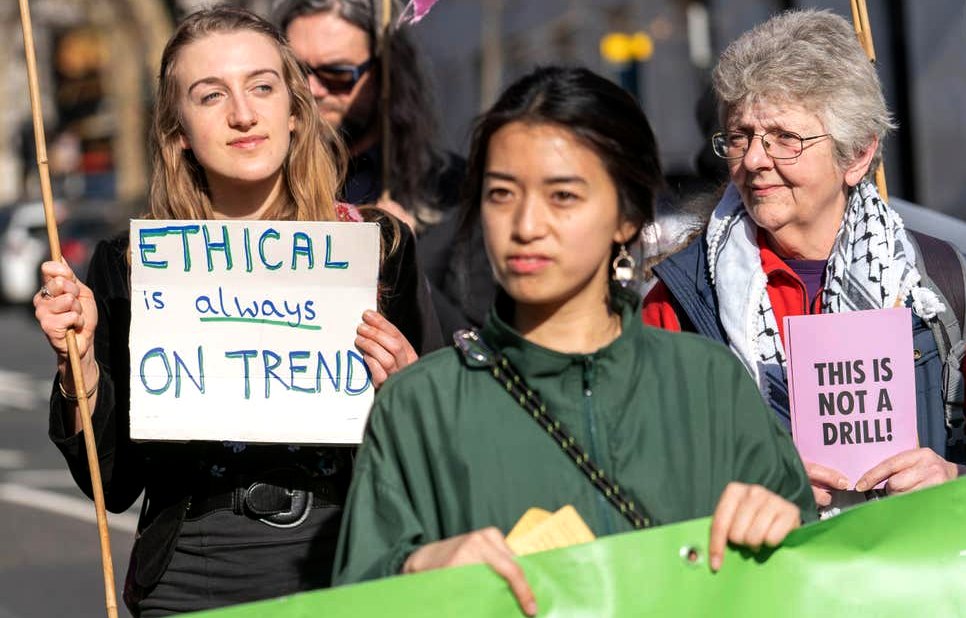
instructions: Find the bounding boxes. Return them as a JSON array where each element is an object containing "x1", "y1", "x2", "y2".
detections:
[{"x1": 480, "y1": 284, "x2": 642, "y2": 376}]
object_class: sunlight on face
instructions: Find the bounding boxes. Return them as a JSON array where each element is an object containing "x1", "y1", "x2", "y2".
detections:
[
  {"x1": 175, "y1": 30, "x2": 295, "y2": 199},
  {"x1": 481, "y1": 122, "x2": 636, "y2": 313},
  {"x1": 725, "y1": 100, "x2": 871, "y2": 257}
]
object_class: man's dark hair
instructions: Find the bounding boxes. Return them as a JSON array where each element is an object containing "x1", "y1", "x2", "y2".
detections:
[{"x1": 273, "y1": 0, "x2": 448, "y2": 227}]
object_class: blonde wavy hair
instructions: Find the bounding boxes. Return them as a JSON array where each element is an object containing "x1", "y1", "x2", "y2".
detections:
[{"x1": 149, "y1": 5, "x2": 344, "y2": 221}]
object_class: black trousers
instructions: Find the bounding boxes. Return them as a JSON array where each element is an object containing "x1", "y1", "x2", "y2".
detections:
[{"x1": 135, "y1": 504, "x2": 342, "y2": 616}]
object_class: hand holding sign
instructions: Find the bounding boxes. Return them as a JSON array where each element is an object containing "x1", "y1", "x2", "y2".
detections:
[
  {"x1": 708, "y1": 482, "x2": 801, "y2": 572},
  {"x1": 855, "y1": 447, "x2": 961, "y2": 494},
  {"x1": 803, "y1": 461, "x2": 850, "y2": 507},
  {"x1": 784, "y1": 308, "x2": 920, "y2": 491},
  {"x1": 403, "y1": 528, "x2": 537, "y2": 617},
  {"x1": 355, "y1": 309, "x2": 418, "y2": 388}
]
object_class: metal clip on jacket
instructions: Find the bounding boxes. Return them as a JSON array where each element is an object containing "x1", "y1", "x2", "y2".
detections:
[{"x1": 453, "y1": 329, "x2": 495, "y2": 369}]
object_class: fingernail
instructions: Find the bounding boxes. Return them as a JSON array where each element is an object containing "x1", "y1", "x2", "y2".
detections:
[
  {"x1": 357, "y1": 324, "x2": 372, "y2": 334},
  {"x1": 854, "y1": 480, "x2": 866, "y2": 492},
  {"x1": 525, "y1": 601, "x2": 538, "y2": 616},
  {"x1": 837, "y1": 478, "x2": 849, "y2": 490},
  {"x1": 710, "y1": 555, "x2": 721, "y2": 572},
  {"x1": 363, "y1": 310, "x2": 377, "y2": 319}
]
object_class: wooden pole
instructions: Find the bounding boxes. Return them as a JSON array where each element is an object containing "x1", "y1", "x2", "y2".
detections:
[
  {"x1": 480, "y1": 0, "x2": 504, "y2": 111},
  {"x1": 850, "y1": 0, "x2": 889, "y2": 201},
  {"x1": 16, "y1": 2, "x2": 119, "y2": 617},
  {"x1": 379, "y1": 0, "x2": 392, "y2": 202},
  {"x1": 850, "y1": 0, "x2": 876, "y2": 61}
]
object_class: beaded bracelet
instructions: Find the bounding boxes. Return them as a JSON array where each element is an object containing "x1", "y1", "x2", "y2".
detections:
[{"x1": 59, "y1": 367, "x2": 99, "y2": 402}]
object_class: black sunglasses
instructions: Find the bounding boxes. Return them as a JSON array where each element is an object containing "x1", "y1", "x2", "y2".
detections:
[{"x1": 299, "y1": 58, "x2": 373, "y2": 94}]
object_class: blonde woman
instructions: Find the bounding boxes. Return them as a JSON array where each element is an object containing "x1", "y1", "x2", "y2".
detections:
[{"x1": 34, "y1": 6, "x2": 439, "y2": 615}]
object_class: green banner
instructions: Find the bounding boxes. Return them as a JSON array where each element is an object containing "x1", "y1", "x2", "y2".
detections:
[{"x1": 191, "y1": 478, "x2": 966, "y2": 617}]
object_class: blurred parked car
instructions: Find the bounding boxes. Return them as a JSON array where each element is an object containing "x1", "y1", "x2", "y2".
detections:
[
  {"x1": 0, "y1": 199, "x2": 123, "y2": 305},
  {"x1": 0, "y1": 201, "x2": 55, "y2": 304},
  {"x1": 55, "y1": 213, "x2": 121, "y2": 282},
  {"x1": 891, "y1": 197, "x2": 966, "y2": 253}
]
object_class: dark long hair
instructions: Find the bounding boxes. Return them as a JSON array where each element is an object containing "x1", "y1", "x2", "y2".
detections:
[
  {"x1": 273, "y1": 0, "x2": 447, "y2": 229},
  {"x1": 454, "y1": 66, "x2": 666, "y2": 317},
  {"x1": 463, "y1": 66, "x2": 664, "y2": 241}
]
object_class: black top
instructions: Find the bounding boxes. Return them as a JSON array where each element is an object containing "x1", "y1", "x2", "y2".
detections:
[
  {"x1": 47, "y1": 216, "x2": 443, "y2": 591},
  {"x1": 341, "y1": 147, "x2": 497, "y2": 337}
]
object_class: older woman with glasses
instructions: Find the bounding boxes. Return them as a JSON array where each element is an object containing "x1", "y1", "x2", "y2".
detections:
[{"x1": 644, "y1": 9, "x2": 965, "y2": 511}]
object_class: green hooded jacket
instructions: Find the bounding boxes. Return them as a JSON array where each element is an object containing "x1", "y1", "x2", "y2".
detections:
[{"x1": 334, "y1": 288, "x2": 815, "y2": 584}]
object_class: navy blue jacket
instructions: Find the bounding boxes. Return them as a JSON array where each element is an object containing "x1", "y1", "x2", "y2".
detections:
[{"x1": 653, "y1": 237, "x2": 953, "y2": 459}]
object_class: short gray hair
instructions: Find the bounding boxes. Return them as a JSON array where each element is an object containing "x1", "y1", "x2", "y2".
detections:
[{"x1": 712, "y1": 9, "x2": 896, "y2": 179}]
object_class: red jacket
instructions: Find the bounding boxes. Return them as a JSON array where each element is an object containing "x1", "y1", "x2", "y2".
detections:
[
  {"x1": 642, "y1": 233, "x2": 966, "y2": 376},
  {"x1": 644, "y1": 232, "x2": 820, "y2": 338}
]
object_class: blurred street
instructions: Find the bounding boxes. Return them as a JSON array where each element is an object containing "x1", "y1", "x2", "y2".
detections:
[
  {"x1": 0, "y1": 304, "x2": 136, "y2": 618},
  {"x1": 0, "y1": 0, "x2": 963, "y2": 615}
]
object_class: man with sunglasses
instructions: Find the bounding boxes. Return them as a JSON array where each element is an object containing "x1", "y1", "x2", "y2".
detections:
[
  {"x1": 283, "y1": 4, "x2": 378, "y2": 171},
  {"x1": 274, "y1": 0, "x2": 495, "y2": 338}
]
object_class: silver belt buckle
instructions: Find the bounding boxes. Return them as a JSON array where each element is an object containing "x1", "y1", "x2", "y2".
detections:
[{"x1": 247, "y1": 483, "x2": 312, "y2": 528}]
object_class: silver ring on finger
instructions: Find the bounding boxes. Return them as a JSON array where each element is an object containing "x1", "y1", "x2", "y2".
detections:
[{"x1": 40, "y1": 285, "x2": 53, "y2": 300}]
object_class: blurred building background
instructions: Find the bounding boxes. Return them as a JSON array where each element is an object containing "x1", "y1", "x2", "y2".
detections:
[{"x1": 1, "y1": 0, "x2": 963, "y2": 219}]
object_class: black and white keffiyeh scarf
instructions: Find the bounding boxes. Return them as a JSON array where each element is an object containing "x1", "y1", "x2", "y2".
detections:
[{"x1": 706, "y1": 180, "x2": 945, "y2": 419}]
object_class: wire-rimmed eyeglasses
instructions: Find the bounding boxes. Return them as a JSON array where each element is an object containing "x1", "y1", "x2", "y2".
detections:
[{"x1": 711, "y1": 130, "x2": 831, "y2": 161}]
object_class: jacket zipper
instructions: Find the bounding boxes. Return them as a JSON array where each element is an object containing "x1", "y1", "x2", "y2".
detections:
[{"x1": 581, "y1": 356, "x2": 613, "y2": 535}]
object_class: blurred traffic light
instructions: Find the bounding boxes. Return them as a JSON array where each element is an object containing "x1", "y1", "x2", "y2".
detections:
[{"x1": 600, "y1": 31, "x2": 653, "y2": 100}]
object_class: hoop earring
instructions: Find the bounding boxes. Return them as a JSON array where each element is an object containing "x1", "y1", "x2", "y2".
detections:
[{"x1": 612, "y1": 244, "x2": 636, "y2": 287}]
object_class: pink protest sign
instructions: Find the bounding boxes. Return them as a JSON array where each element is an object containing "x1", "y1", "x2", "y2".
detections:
[
  {"x1": 784, "y1": 308, "x2": 918, "y2": 487},
  {"x1": 400, "y1": 0, "x2": 439, "y2": 24}
]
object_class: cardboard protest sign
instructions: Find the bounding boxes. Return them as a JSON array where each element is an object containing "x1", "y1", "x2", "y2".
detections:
[
  {"x1": 784, "y1": 308, "x2": 918, "y2": 485},
  {"x1": 129, "y1": 219, "x2": 380, "y2": 444}
]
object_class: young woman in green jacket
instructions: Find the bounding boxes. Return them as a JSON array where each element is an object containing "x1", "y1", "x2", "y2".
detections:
[{"x1": 334, "y1": 66, "x2": 815, "y2": 614}]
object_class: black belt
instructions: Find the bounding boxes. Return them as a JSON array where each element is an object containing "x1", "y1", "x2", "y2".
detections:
[{"x1": 187, "y1": 477, "x2": 342, "y2": 528}]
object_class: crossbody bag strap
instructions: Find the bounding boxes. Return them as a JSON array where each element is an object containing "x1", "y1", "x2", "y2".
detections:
[
  {"x1": 454, "y1": 329, "x2": 654, "y2": 530},
  {"x1": 908, "y1": 230, "x2": 965, "y2": 345}
]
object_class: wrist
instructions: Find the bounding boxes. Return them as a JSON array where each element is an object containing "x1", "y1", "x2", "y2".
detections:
[
  {"x1": 59, "y1": 363, "x2": 99, "y2": 401},
  {"x1": 58, "y1": 349, "x2": 97, "y2": 381}
]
